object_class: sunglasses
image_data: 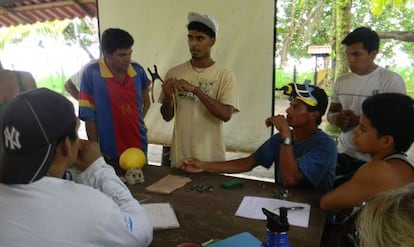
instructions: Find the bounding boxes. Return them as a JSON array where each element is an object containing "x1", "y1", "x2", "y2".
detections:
[
  {"x1": 294, "y1": 80, "x2": 318, "y2": 106},
  {"x1": 279, "y1": 80, "x2": 318, "y2": 107}
]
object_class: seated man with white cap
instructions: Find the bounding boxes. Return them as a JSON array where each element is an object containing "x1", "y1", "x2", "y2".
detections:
[{"x1": 0, "y1": 88, "x2": 152, "y2": 246}]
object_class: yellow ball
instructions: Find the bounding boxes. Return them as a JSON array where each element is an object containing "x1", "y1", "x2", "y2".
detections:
[{"x1": 119, "y1": 147, "x2": 146, "y2": 171}]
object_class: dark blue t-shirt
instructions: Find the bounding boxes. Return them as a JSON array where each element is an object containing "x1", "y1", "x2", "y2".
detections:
[{"x1": 252, "y1": 130, "x2": 337, "y2": 191}]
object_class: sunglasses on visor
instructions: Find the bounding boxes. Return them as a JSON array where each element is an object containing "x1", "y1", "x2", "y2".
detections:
[{"x1": 277, "y1": 80, "x2": 318, "y2": 107}]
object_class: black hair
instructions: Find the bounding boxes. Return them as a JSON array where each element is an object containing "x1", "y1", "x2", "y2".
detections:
[
  {"x1": 56, "y1": 117, "x2": 78, "y2": 145},
  {"x1": 101, "y1": 28, "x2": 134, "y2": 54},
  {"x1": 362, "y1": 93, "x2": 414, "y2": 152},
  {"x1": 341, "y1": 27, "x2": 379, "y2": 53},
  {"x1": 187, "y1": 21, "x2": 215, "y2": 38}
]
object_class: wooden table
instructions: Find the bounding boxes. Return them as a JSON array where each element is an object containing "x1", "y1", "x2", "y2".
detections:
[{"x1": 128, "y1": 165, "x2": 326, "y2": 247}]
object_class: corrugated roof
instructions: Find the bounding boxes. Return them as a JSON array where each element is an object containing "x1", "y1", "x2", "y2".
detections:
[{"x1": 0, "y1": 0, "x2": 97, "y2": 27}]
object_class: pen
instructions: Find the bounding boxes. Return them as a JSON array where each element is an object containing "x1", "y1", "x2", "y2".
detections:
[
  {"x1": 273, "y1": 206, "x2": 305, "y2": 211},
  {"x1": 287, "y1": 206, "x2": 304, "y2": 211},
  {"x1": 202, "y1": 239, "x2": 220, "y2": 246}
]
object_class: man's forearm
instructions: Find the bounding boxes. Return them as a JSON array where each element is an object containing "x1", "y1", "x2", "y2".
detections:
[
  {"x1": 85, "y1": 120, "x2": 99, "y2": 142},
  {"x1": 193, "y1": 88, "x2": 232, "y2": 122},
  {"x1": 143, "y1": 91, "x2": 151, "y2": 117},
  {"x1": 74, "y1": 157, "x2": 154, "y2": 245},
  {"x1": 278, "y1": 145, "x2": 304, "y2": 187},
  {"x1": 203, "y1": 157, "x2": 254, "y2": 174},
  {"x1": 160, "y1": 99, "x2": 174, "y2": 121},
  {"x1": 327, "y1": 112, "x2": 340, "y2": 126},
  {"x1": 75, "y1": 157, "x2": 134, "y2": 205},
  {"x1": 327, "y1": 102, "x2": 342, "y2": 126}
]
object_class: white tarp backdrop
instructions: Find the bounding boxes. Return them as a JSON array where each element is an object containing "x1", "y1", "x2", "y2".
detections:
[{"x1": 97, "y1": 0, "x2": 275, "y2": 152}]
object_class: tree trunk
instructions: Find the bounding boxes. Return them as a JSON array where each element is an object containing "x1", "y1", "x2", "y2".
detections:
[
  {"x1": 279, "y1": 1, "x2": 324, "y2": 68},
  {"x1": 333, "y1": 0, "x2": 352, "y2": 82},
  {"x1": 279, "y1": 0, "x2": 298, "y2": 68}
]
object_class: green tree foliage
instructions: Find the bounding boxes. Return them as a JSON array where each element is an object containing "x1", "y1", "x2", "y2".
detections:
[
  {"x1": 0, "y1": 20, "x2": 69, "y2": 49},
  {"x1": 353, "y1": 0, "x2": 414, "y2": 85},
  {"x1": 0, "y1": 18, "x2": 98, "y2": 59},
  {"x1": 370, "y1": 0, "x2": 406, "y2": 16},
  {"x1": 62, "y1": 17, "x2": 99, "y2": 60},
  {"x1": 36, "y1": 72, "x2": 66, "y2": 94},
  {"x1": 0, "y1": 18, "x2": 99, "y2": 95},
  {"x1": 352, "y1": 0, "x2": 414, "y2": 61},
  {"x1": 276, "y1": 0, "x2": 333, "y2": 67},
  {"x1": 276, "y1": 0, "x2": 413, "y2": 84}
]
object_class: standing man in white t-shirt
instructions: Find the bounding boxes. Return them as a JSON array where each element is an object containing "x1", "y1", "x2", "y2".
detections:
[
  {"x1": 64, "y1": 69, "x2": 82, "y2": 100},
  {"x1": 327, "y1": 27, "x2": 406, "y2": 186},
  {"x1": 159, "y1": 12, "x2": 239, "y2": 167}
]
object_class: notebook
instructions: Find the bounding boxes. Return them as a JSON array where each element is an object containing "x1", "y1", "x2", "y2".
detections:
[{"x1": 207, "y1": 232, "x2": 261, "y2": 247}]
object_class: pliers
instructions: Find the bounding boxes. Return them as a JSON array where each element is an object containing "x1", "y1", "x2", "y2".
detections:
[{"x1": 147, "y1": 65, "x2": 164, "y2": 103}]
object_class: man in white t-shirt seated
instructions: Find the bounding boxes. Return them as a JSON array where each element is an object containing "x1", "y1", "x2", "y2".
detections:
[{"x1": 0, "y1": 88, "x2": 153, "y2": 247}]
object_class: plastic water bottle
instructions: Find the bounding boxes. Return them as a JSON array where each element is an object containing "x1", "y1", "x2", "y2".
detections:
[{"x1": 262, "y1": 207, "x2": 291, "y2": 247}]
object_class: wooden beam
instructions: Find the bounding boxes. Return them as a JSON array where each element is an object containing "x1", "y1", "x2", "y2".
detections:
[
  {"x1": 9, "y1": 0, "x2": 95, "y2": 12},
  {"x1": 71, "y1": 0, "x2": 94, "y2": 17},
  {"x1": 0, "y1": 3, "x2": 33, "y2": 25},
  {"x1": 378, "y1": 31, "x2": 414, "y2": 42}
]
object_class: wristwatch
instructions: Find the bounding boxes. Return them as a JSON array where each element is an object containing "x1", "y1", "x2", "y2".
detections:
[{"x1": 281, "y1": 136, "x2": 293, "y2": 145}]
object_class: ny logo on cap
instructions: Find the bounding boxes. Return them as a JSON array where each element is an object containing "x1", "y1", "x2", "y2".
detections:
[{"x1": 3, "y1": 126, "x2": 22, "y2": 150}]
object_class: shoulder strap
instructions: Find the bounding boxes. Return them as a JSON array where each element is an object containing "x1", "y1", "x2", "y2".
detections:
[
  {"x1": 15, "y1": 71, "x2": 25, "y2": 92},
  {"x1": 384, "y1": 153, "x2": 414, "y2": 169}
]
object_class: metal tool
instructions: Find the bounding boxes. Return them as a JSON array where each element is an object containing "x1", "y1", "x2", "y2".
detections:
[
  {"x1": 186, "y1": 184, "x2": 215, "y2": 193},
  {"x1": 286, "y1": 206, "x2": 305, "y2": 211},
  {"x1": 273, "y1": 206, "x2": 305, "y2": 212},
  {"x1": 273, "y1": 188, "x2": 289, "y2": 199},
  {"x1": 147, "y1": 65, "x2": 164, "y2": 102}
]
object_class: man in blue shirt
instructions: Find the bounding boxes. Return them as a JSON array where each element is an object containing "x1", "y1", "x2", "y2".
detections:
[{"x1": 181, "y1": 83, "x2": 337, "y2": 191}]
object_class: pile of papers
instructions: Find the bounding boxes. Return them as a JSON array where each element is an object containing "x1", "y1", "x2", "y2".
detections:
[{"x1": 142, "y1": 203, "x2": 180, "y2": 230}]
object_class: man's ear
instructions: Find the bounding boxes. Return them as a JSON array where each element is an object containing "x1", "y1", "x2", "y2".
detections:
[
  {"x1": 310, "y1": 111, "x2": 320, "y2": 122},
  {"x1": 210, "y1": 37, "x2": 216, "y2": 47},
  {"x1": 369, "y1": 50, "x2": 378, "y2": 60},
  {"x1": 48, "y1": 137, "x2": 72, "y2": 178},
  {"x1": 379, "y1": 135, "x2": 394, "y2": 150},
  {"x1": 55, "y1": 137, "x2": 71, "y2": 157}
]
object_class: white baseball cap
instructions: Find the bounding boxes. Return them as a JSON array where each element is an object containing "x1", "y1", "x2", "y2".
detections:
[{"x1": 188, "y1": 12, "x2": 218, "y2": 35}]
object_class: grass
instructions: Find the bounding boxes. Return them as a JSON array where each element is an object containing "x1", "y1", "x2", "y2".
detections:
[{"x1": 35, "y1": 72, "x2": 69, "y2": 96}]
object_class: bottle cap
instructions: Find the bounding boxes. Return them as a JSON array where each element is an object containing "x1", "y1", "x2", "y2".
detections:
[{"x1": 262, "y1": 207, "x2": 289, "y2": 233}]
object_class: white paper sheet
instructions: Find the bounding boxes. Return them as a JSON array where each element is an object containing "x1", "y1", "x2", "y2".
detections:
[
  {"x1": 235, "y1": 196, "x2": 311, "y2": 228},
  {"x1": 142, "y1": 203, "x2": 180, "y2": 230}
]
